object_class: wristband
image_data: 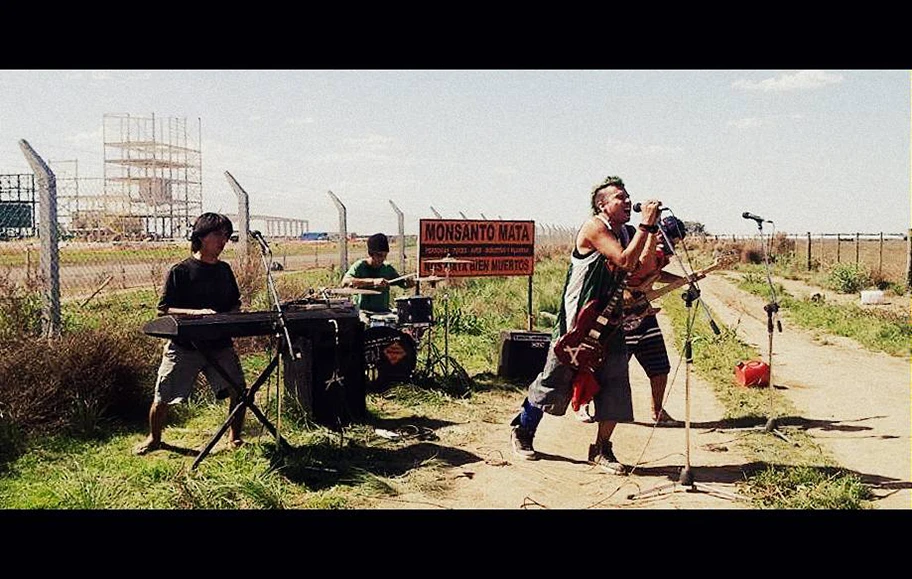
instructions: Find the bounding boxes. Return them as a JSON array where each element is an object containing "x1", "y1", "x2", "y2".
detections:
[{"x1": 638, "y1": 223, "x2": 659, "y2": 234}]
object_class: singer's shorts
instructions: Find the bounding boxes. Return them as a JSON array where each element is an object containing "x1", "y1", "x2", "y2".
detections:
[
  {"x1": 625, "y1": 315, "x2": 671, "y2": 377},
  {"x1": 526, "y1": 330, "x2": 633, "y2": 423},
  {"x1": 154, "y1": 341, "x2": 246, "y2": 404}
]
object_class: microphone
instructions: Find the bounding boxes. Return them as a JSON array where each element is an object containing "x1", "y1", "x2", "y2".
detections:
[
  {"x1": 742, "y1": 212, "x2": 772, "y2": 223},
  {"x1": 632, "y1": 203, "x2": 670, "y2": 213},
  {"x1": 250, "y1": 230, "x2": 271, "y2": 252}
]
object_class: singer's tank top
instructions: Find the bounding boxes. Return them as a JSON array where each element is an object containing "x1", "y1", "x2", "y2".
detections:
[{"x1": 554, "y1": 214, "x2": 629, "y2": 338}]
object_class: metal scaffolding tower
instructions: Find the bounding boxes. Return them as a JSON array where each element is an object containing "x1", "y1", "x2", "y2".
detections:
[{"x1": 91, "y1": 113, "x2": 203, "y2": 240}]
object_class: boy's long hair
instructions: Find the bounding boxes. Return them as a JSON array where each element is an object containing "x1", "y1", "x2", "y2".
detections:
[{"x1": 190, "y1": 213, "x2": 233, "y2": 253}]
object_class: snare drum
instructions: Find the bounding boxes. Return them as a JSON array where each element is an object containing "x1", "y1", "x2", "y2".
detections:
[
  {"x1": 395, "y1": 296, "x2": 434, "y2": 326},
  {"x1": 368, "y1": 312, "x2": 400, "y2": 328}
]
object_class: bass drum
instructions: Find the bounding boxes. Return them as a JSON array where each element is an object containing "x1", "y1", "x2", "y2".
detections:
[{"x1": 363, "y1": 326, "x2": 417, "y2": 393}]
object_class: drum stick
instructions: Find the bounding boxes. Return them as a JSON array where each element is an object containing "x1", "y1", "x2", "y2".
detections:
[{"x1": 388, "y1": 272, "x2": 418, "y2": 284}]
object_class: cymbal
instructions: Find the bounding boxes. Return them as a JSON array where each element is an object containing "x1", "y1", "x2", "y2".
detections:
[
  {"x1": 424, "y1": 257, "x2": 474, "y2": 264},
  {"x1": 325, "y1": 287, "x2": 381, "y2": 295},
  {"x1": 415, "y1": 275, "x2": 445, "y2": 283}
]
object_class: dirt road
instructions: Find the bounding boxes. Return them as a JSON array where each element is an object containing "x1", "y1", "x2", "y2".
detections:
[
  {"x1": 369, "y1": 273, "x2": 910, "y2": 510},
  {"x1": 697, "y1": 273, "x2": 911, "y2": 509}
]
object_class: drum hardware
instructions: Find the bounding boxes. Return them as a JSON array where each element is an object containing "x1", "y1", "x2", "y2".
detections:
[
  {"x1": 395, "y1": 295, "x2": 434, "y2": 326},
  {"x1": 406, "y1": 256, "x2": 472, "y2": 395},
  {"x1": 368, "y1": 312, "x2": 400, "y2": 328},
  {"x1": 414, "y1": 275, "x2": 445, "y2": 283}
]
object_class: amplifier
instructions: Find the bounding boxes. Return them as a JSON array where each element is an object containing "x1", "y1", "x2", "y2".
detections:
[
  {"x1": 497, "y1": 330, "x2": 552, "y2": 381},
  {"x1": 282, "y1": 319, "x2": 366, "y2": 430}
]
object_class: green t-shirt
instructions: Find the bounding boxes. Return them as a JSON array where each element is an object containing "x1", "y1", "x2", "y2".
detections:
[{"x1": 343, "y1": 258, "x2": 403, "y2": 312}]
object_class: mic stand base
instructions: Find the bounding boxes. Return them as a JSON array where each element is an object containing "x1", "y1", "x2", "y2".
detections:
[
  {"x1": 627, "y1": 466, "x2": 745, "y2": 503},
  {"x1": 627, "y1": 290, "x2": 745, "y2": 505}
]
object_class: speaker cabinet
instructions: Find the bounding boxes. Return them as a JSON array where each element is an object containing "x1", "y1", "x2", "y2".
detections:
[
  {"x1": 497, "y1": 330, "x2": 551, "y2": 381},
  {"x1": 283, "y1": 317, "x2": 365, "y2": 430}
]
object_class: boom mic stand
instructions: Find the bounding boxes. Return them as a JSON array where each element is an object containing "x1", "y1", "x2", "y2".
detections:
[
  {"x1": 747, "y1": 219, "x2": 793, "y2": 444},
  {"x1": 255, "y1": 231, "x2": 302, "y2": 442},
  {"x1": 628, "y1": 219, "x2": 742, "y2": 503}
]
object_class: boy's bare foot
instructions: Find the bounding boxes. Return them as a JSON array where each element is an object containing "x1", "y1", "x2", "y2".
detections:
[
  {"x1": 132, "y1": 438, "x2": 161, "y2": 456},
  {"x1": 229, "y1": 439, "x2": 245, "y2": 449}
]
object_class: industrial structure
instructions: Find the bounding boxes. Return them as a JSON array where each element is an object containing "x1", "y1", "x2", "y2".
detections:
[{"x1": 60, "y1": 113, "x2": 203, "y2": 240}]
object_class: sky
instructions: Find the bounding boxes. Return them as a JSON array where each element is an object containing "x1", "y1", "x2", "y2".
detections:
[{"x1": 0, "y1": 69, "x2": 908, "y2": 238}]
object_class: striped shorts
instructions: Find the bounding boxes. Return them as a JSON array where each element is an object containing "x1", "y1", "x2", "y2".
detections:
[{"x1": 624, "y1": 315, "x2": 671, "y2": 377}]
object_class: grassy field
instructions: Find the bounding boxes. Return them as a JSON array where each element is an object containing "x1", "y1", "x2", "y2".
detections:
[{"x1": 0, "y1": 248, "x2": 901, "y2": 509}]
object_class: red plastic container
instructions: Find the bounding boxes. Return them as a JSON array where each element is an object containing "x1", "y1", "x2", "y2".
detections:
[{"x1": 734, "y1": 360, "x2": 770, "y2": 388}]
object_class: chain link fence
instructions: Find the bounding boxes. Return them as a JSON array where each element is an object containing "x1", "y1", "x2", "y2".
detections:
[{"x1": 6, "y1": 141, "x2": 909, "y2": 339}]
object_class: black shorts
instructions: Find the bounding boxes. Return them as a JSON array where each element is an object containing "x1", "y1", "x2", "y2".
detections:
[{"x1": 624, "y1": 315, "x2": 671, "y2": 377}]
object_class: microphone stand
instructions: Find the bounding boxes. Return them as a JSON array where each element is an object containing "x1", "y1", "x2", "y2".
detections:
[
  {"x1": 253, "y1": 232, "x2": 299, "y2": 447},
  {"x1": 628, "y1": 217, "x2": 742, "y2": 503},
  {"x1": 748, "y1": 220, "x2": 794, "y2": 445}
]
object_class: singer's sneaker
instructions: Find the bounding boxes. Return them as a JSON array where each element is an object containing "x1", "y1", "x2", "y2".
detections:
[
  {"x1": 573, "y1": 401, "x2": 596, "y2": 423},
  {"x1": 588, "y1": 440, "x2": 627, "y2": 475},
  {"x1": 510, "y1": 426, "x2": 538, "y2": 460}
]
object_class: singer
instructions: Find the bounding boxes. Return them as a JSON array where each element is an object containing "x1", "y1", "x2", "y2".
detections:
[
  {"x1": 509, "y1": 174, "x2": 662, "y2": 475},
  {"x1": 134, "y1": 212, "x2": 247, "y2": 456}
]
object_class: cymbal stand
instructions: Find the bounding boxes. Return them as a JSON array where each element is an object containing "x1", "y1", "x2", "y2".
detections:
[
  {"x1": 431, "y1": 256, "x2": 454, "y2": 376},
  {"x1": 628, "y1": 222, "x2": 742, "y2": 502}
]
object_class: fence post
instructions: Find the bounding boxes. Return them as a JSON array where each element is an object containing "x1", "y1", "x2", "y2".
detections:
[
  {"x1": 906, "y1": 228, "x2": 912, "y2": 290},
  {"x1": 806, "y1": 232, "x2": 811, "y2": 270},
  {"x1": 836, "y1": 235, "x2": 841, "y2": 263},
  {"x1": 854, "y1": 232, "x2": 860, "y2": 266},
  {"x1": 327, "y1": 190, "x2": 348, "y2": 272},
  {"x1": 389, "y1": 199, "x2": 406, "y2": 273},
  {"x1": 19, "y1": 140, "x2": 60, "y2": 338},
  {"x1": 225, "y1": 171, "x2": 250, "y2": 256},
  {"x1": 878, "y1": 232, "x2": 884, "y2": 277}
]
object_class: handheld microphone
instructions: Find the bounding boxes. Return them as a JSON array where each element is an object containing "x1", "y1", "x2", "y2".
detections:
[
  {"x1": 742, "y1": 212, "x2": 772, "y2": 224},
  {"x1": 632, "y1": 203, "x2": 670, "y2": 213}
]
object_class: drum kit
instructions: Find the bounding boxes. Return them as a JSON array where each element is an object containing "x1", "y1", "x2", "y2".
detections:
[{"x1": 327, "y1": 255, "x2": 474, "y2": 394}]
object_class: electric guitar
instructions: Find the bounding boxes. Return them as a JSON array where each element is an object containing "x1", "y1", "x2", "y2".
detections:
[
  {"x1": 622, "y1": 259, "x2": 729, "y2": 331},
  {"x1": 553, "y1": 274, "x2": 628, "y2": 372}
]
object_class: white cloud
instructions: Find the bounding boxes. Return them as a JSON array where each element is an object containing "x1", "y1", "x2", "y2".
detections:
[{"x1": 732, "y1": 70, "x2": 844, "y2": 92}]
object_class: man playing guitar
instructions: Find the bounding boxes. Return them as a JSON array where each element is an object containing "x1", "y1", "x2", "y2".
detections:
[
  {"x1": 614, "y1": 215, "x2": 689, "y2": 427},
  {"x1": 509, "y1": 175, "x2": 662, "y2": 475}
]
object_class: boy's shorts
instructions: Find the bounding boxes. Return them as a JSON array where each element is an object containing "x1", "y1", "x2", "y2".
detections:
[{"x1": 154, "y1": 340, "x2": 246, "y2": 404}]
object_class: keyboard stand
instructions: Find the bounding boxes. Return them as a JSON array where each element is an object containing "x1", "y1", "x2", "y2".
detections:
[{"x1": 190, "y1": 340, "x2": 294, "y2": 470}]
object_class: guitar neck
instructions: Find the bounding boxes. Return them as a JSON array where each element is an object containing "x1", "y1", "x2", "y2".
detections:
[{"x1": 639, "y1": 263, "x2": 723, "y2": 302}]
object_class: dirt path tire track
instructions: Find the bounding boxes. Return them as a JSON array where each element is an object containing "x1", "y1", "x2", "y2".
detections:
[{"x1": 696, "y1": 273, "x2": 911, "y2": 509}]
